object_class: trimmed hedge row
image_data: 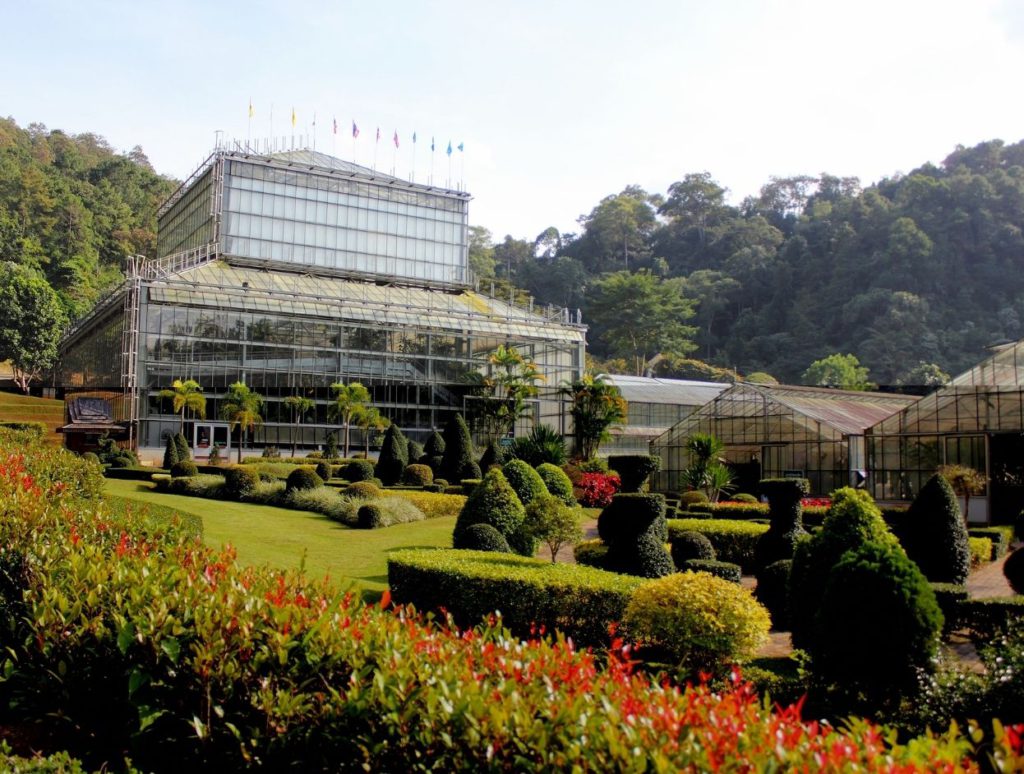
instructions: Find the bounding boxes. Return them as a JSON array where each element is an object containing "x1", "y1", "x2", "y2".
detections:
[
  {"x1": 388, "y1": 549, "x2": 645, "y2": 647},
  {"x1": 955, "y1": 596, "x2": 1024, "y2": 640},
  {"x1": 668, "y1": 519, "x2": 768, "y2": 573},
  {"x1": 969, "y1": 526, "x2": 1014, "y2": 559}
]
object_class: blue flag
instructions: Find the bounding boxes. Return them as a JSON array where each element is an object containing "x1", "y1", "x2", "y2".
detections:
[
  {"x1": 431, "y1": 137, "x2": 435, "y2": 152},
  {"x1": 412, "y1": 131, "x2": 417, "y2": 143},
  {"x1": 457, "y1": 142, "x2": 464, "y2": 152},
  {"x1": 446, "y1": 141, "x2": 452, "y2": 156}
]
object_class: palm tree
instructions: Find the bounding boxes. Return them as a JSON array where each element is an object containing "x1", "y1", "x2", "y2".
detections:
[
  {"x1": 158, "y1": 378, "x2": 207, "y2": 435},
  {"x1": 561, "y1": 374, "x2": 627, "y2": 460},
  {"x1": 356, "y1": 406, "x2": 390, "y2": 456},
  {"x1": 220, "y1": 381, "x2": 264, "y2": 463},
  {"x1": 327, "y1": 382, "x2": 370, "y2": 458},
  {"x1": 282, "y1": 395, "x2": 315, "y2": 458}
]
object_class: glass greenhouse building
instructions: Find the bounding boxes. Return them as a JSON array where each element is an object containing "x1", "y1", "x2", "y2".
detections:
[{"x1": 58, "y1": 148, "x2": 585, "y2": 458}]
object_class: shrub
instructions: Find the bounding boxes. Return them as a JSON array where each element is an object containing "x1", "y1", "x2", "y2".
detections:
[
  {"x1": 623, "y1": 571, "x2": 770, "y2": 674},
  {"x1": 733, "y1": 493, "x2": 759, "y2": 504},
  {"x1": 958, "y1": 597, "x2": 1024, "y2": 640},
  {"x1": 679, "y1": 490, "x2": 709, "y2": 507},
  {"x1": 812, "y1": 540, "x2": 943, "y2": 705},
  {"x1": 162, "y1": 435, "x2": 180, "y2": 469},
  {"x1": 789, "y1": 488, "x2": 899, "y2": 650},
  {"x1": 422, "y1": 430, "x2": 445, "y2": 473},
  {"x1": 1004, "y1": 547, "x2": 1024, "y2": 594},
  {"x1": 679, "y1": 559, "x2": 742, "y2": 584},
  {"x1": 577, "y1": 471, "x2": 621, "y2": 507},
  {"x1": 524, "y1": 494, "x2": 584, "y2": 562},
  {"x1": 357, "y1": 502, "x2": 386, "y2": 529},
  {"x1": 286, "y1": 467, "x2": 323, "y2": 493},
  {"x1": 478, "y1": 440, "x2": 503, "y2": 472},
  {"x1": 169, "y1": 460, "x2": 198, "y2": 478},
  {"x1": 902, "y1": 473, "x2": 971, "y2": 585},
  {"x1": 439, "y1": 414, "x2": 476, "y2": 483},
  {"x1": 502, "y1": 459, "x2": 548, "y2": 507},
  {"x1": 284, "y1": 486, "x2": 356, "y2": 524},
  {"x1": 753, "y1": 478, "x2": 809, "y2": 574},
  {"x1": 376, "y1": 424, "x2": 409, "y2": 486},
  {"x1": 508, "y1": 425, "x2": 568, "y2": 467},
  {"x1": 668, "y1": 519, "x2": 768, "y2": 572},
  {"x1": 536, "y1": 462, "x2": 575, "y2": 505},
  {"x1": 670, "y1": 530, "x2": 716, "y2": 564},
  {"x1": 324, "y1": 431, "x2": 338, "y2": 460},
  {"x1": 389, "y1": 549, "x2": 644, "y2": 647},
  {"x1": 260, "y1": 444, "x2": 281, "y2": 458},
  {"x1": 342, "y1": 459, "x2": 375, "y2": 482},
  {"x1": 422, "y1": 483, "x2": 443, "y2": 493},
  {"x1": 969, "y1": 536, "x2": 993, "y2": 566},
  {"x1": 168, "y1": 473, "x2": 226, "y2": 498},
  {"x1": 402, "y1": 463, "x2": 433, "y2": 486},
  {"x1": 223, "y1": 465, "x2": 260, "y2": 499},
  {"x1": 969, "y1": 526, "x2": 1013, "y2": 559},
  {"x1": 433, "y1": 478, "x2": 449, "y2": 488},
  {"x1": 573, "y1": 538, "x2": 609, "y2": 569},
  {"x1": 929, "y1": 582, "x2": 969, "y2": 632},
  {"x1": 452, "y1": 468, "x2": 528, "y2": 555},
  {"x1": 608, "y1": 454, "x2": 661, "y2": 493},
  {"x1": 598, "y1": 494, "x2": 673, "y2": 578},
  {"x1": 578, "y1": 457, "x2": 608, "y2": 473},
  {"x1": 315, "y1": 461, "x2": 333, "y2": 481},
  {"x1": 81, "y1": 451, "x2": 100, "y2": 465},
  {"x1": 457, "y1": 523, "x2": 512, "y2": 553},
  {"x1": 0, "y1": 421, "x2": 46, "y2": 437},
  {"x1": 754, "y1": 559, "x2": 792, "y2": 630},
  {"x1": 345, "y1": 481, "x2": 382, "y2": 500},
  {"x1": 173, "y1": 432, "x2": 191, "y2": 463},
  {"x1": 406, "y1": 439, "x2": 424, "y2": 466}
]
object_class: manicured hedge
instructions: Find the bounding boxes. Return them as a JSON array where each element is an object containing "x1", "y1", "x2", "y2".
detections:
[
  {"x1": 969, "y1": 536, "x2": 993, "y2": 566},
  {"x1": 0, "y1": 420, "x2": 46, "y2": 437},
  {"x1": 678, "y1": 559, "x2": 743, "y2": 584},
  {"x1": 955, "y1": 596, "x2": 1024, "y2": 640},
  {"x1": 103, "y1": 465, "x2": 169, "y2": 481},
  {"x1": 969, "y1": 526, "x2": 1014, "y2": 559},
  {"x1": 668, "y1": 519, "x2": 768, "y2": 573},
  {"x1": 388, "y1": 549, "x2": 644, "y2": 647}
]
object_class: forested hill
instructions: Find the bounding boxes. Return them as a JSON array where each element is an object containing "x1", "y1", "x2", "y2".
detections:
[
  {"x1": 476, "y1": 139, "x2": 1024, "y2": 385},
  {"x1": 0, "y1": 118, "x2": 177, "y2": 318}
]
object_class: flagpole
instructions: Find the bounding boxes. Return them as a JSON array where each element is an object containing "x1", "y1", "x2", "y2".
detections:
[
  {"x1": 247, "y1": 98, "x2": 252, "y2": 150},
  {"x1": 269, "y1": 104, "x2": 274, "y2": 150},
  {"x1": 430, "y1": 138, "x2": 435, "y2": 186},
  {"x1": 411, "y1": 133, "x2": 417, "y2": 182},
  {"x1": 312, "y1": 112, "x2": 317, "y2": 152}
]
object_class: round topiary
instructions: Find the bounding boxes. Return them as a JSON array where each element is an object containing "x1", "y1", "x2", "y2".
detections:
[
  {"x1": 357, "y1": 503, "x2": 386, "y2": 529},
  {"x1": 624, "y1": 570, "x2": 771, "y2": 673},
  {"x1": 286, "y1": 467, "x2": 323, "y2": 492},
  {"x1": 753, "y1": 559, "x2": 792, "y2": 630},
  {"x1": 452, "y1": 468, "x2": 527, "y2": 555},
  {"x1": 753, "y1": 478, "x2": 809, "y2": 573},
  {"x1": 901, "y1": 473, "x2": 971, "y2": 586},
  {"x1": 81, "y1": 451, "x2": 100, "y2": 465},
  {"x1": 812, "y1": 540, "x2": 943, "y2": 703},
  {"x1": 502, "y1": 459, "x2": 548, "y2": 507},
  {"x1": 224, "y1": 465, "x2": 260, "y2": 499},
  {"x1": 313, "y1": 461, "x2": 332, "y2": 481},
  {"x1": 670, "y1": 530, "x2": 716, "y2": 565},
  {"x1": 169, "y1": 460, "x2": 198, "y2": 478},
  {"x1": 345, "y1": 481, "x2": 382, "y2": 500},
  {"x1": 536, "y1": 462, "x2": 575, "y2": 506},
  {"x1": 343, "y1": 460, "x2": 375, "y2": 482},
  {"x1": 402, "y1": 464, "x2": 433, "y2": 486},
  {"x1": 454, "y1": 523, "x2": 512, "y2": 553},
  {"x1": 733, "y1": 493, "x2": 759, "y2": 504},
  {"x1": 110, "y1": 455, "x2": 133, "y2": 468},
  {"x1": 433, "y1": 478, "x2": 449, "y2": 488},
  {"x1": 679, "y1": 490, "x2": 709, "y2": 508},
  {"x1": 1004, "y1": 547, "x2": 1024, "y2": 594},
  {"x1": 598, "y1": 493, "x2": 673, "y2": 578}
]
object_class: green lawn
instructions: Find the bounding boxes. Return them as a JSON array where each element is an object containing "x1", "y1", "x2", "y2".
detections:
[{"x1": 104, "y1": 479, "x2": 456, "y2": 598}]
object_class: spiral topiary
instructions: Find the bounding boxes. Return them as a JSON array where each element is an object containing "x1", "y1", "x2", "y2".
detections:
[
  {"x1": 753, "y1": 478, "x2": 809, "y2": 574},
  {"x1": 162, "y1": 435, "x2": 180, "y2": 469},
  {"x1": 173, "y1": 433, "x2": 191, "y2": 463},
  {"x1": 597, "y1": 493, "x2": 674, "y2": 578},
  {"x1": 608, "y1": 454, "x2": 661, "y2": 493},
  {"x1": 286, "y1": 467, "x2": 323, "y2": 493},
  {"x1": 454, "y1": 523, "x2": 512, "y2": 553}
]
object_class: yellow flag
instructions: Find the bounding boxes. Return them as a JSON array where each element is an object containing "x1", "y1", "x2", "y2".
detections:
[
  {"x1": 248, "y1": 99, "x2": 254, "y2": 119},
  {"x1": 291, "y1": 107, "x2": 296, "y2": 128}
]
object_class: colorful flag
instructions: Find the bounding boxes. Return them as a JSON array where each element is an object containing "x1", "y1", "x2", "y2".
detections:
[
  {"x1": 248, "y1": 99, "x2": 254, "y2": 119},
  {"x1": 412, "y1": 131, "x2": 417, "y2": 144},
  {"x1": 291, "y1": 108, "x2": 296, "y2": 128},
  {"x1": 393, "y1": 130, "x2": 399, "y2": 149},
  {"x1": 376, "y1": 127, "x2": 381, "y2": 143},
  {"x1": 333, "y1": 117, "x2": 337, "y2": 135},
  {"x1": 352, "y1": 121, "x2": 359, "y2": 139},
  {"x1": 458, "y1": 142, "x2": 464, "y2": 152},
  {"x1": 446, "y1": 141, "x2": 452, "y2": 156}
]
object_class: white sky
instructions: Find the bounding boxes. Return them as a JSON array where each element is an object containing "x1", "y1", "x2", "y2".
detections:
[{"x1": 3, "y1": 0, "x2": 1023, "y2": 242}]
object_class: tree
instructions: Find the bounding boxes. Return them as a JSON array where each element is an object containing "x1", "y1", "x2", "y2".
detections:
[
  {"x1": 524, "y1": 495, "x2": 583, "y2": 562},
  {"x1": 561, "y1": 374, "x2": 627, "y2": 460},
  {"x1": 355, "y1": 406, "x2": 389, "y2": 456},
  {"x1": 468, "y1": 226, "x2": 496, "y2": 278},
  {"x1": 575, "y1": 186, "x2": 660, "y2": 272},
  {"x1": 801, "y1": 353, "x2": 872, "y2": 391},
  {"x1": 658, "y1": 172, "x2": 729, "y2": 249},
  {"x1": 681, "y1": 433, "x2": 734, "y2": 502},
  {"x1": 684, "y1": 269, "x2": 742, "y2": 361},
  {"x1": 0, "y1": 262, "x2": 66, "y2": 393},
  {"x1": 282, "y1": 395, "x2": 315, "y2": 457},
  {"x1": 220, "y1": 382, "x2": 263, "y2": 463},
  {"x1": 937, "y1": 464, "x2": 986, "y2": 527},
  {"x1": 327, "y1": 382, "x2": 370, "y2": 458},
  {"x1": 587, "y1": 270, "x2": 698, "y2": 375},
  {"x1": 468, "y1": 345, "x2": 543, "y2": 441},
  {"x1": 158, "y1": 378, "x2": 207, "y2": 434}
]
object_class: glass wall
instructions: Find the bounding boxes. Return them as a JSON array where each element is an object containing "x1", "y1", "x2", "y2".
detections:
[
  {"x1": 157, "y1": 168, "x2": 215, "y2": 257},
  {"x1": 58, "y1": 308, "x2": 124, "y2": 391}
]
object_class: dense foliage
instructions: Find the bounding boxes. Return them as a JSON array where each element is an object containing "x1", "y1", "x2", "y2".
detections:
[
  {"x1": 451, "y1": 468, "x2": 529, "y2": 555},
  {"x1": 902, "y1": 473, "x2": 971, "y2": 585},
  {"x1": 753, "y1": 478, "x2": 809, "y2": 573},
  {"x1": 597, "y1": 493, "x2": 674, "y2": 578}
]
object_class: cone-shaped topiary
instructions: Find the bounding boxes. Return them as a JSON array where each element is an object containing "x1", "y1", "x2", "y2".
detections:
[
  {"x1": 407, "y1": 439, "x2": 424, "y2": 466},
  {"x1": 608, "y1": 454, "x2": 661, "y2": 493},
  {"x1": 423, "y1": 430, "x2": 445, "y2": 473},
  {"x1": 162, "y1": 435, "x2": 180, "y2": 469},
  {"x1": 901, "y1": 473, "x2": 971, "y2": 585},
  {"x1": 789, "y1": 487, "x2": 900, "y2": 650},
  {"x1": 812, "y1": 540, "x2": 943, "y2": 705},
  {"x1": 478, "y1": 441, "x2": 504, "y2": 472},
  {"x1": 174, "y1": 433, "x2": 191, "y2": 462},
  {"x1": 753, "y1": 478, "x2": 809, "y2": 574},
  {"x1": 502, "y1": 459, "x2": 547, "y2": 507},
  {"x1": 598, "y1": 493, "x2": 674, "y2": 578},
  {"x1": 440, "y1": 415, "x2": 476, "y2": 483},
  {"x1": 537, "y1": 462, "x2": 575, "y2": 505},
  {"x1": 376, "y1": 424, "x2": 409, "y2": 485},
  {"x1": 452, "y1": 468, "x2": 528, "y2": 555},
  {"x1": 455, "y1": 523, "x2": 512, "y2": 553},
  {"x1": 1004, "y1": 546, "x2": 1024, "y2": 594}
]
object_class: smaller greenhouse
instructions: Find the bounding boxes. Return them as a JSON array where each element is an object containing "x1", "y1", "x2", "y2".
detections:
[{"x1": 650, "y1": 383, "x2": 917, "y2": 496}]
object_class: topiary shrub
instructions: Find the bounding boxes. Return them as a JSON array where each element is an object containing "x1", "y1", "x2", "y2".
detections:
[
  {"x1": 789, "y1": 487, "x2": 900, "y2": 651},
  {"x1": 406, "y1": 439, "x2": 425, "y2": 467},
  {"x1": 357, "y1": 502, "x2": 386, "y2": 529},
  {"x1": 315, "y1": 461, "x2": 332, "y2": 482},
  {"x1": 502, "y1": 459, "x2": 548, "y2": 507},
  {"x1": 345, "y1": 481, "x2": 382, "y2": 500},
  {"x1": 324, "y1": 432, "x2": 338, "y2": 460},
  {"x1": 1004, "y1": 547, "x2": 1024, "y2": 594},
  {"x1": 670, "y1": 530, "x2": 716, "y2": 565},
  {"x1": 679, "y1": 490, "x2": 709, "y2": 508},
  {"x1": 608, "y1": 454, "x2": 661, "y2": 493},
  {"x1": 536, "y1": 462, "x2": 575, "y2": 506},
  {"x1": 439, "y1": 415, "x2": 476, "y2": 484},
  {"x1": 623, "y1": 571, "x2": 770, "y2": 674},
  {"x1": 733, "y1": 493, "x2": 759, "y2": 504},
  {"x1": 375, "y1": 424, "x2": 409, "y2": 486},
  {"x1": 223, "y1": 465, "x2": 260, "y2": 499},
  {"x1": 457, "y1": 523, "x2": 512, "y2": 553},
  {"x1": 422, "y1": 483, "x2": 444, "y2": 493},
  {"x1": 452, "y1": 468, "x2": 528, "y2": 555},
  {"x1": 286, "y1": 467, "x2": 323, "y2": 493},
  {"x1": 478, "y1": 441, "x2": 504, "y2": 472},
  {"x1": 901, "y1": 473, "x2": 971, "y2": 586},
  {"x1": 162, "y1": 435, "x2": 180, "y2": 469},
  {"x1": 81, "y1": 451, "x2": 100, "y2": 465},
  {"x1": 754, "y1": 559, "x2": 792, "y2": 630},
  {"x1": 169, "y1": 460, "x2": 198, "y2": 478},
  {"x1": 174, "y1": 433, "x2": 191, "y2": 463},
  {"x1": 597, "y1": 493, "x2": 674, "y2": 578},
  {"x1": 679, "y1": 559, "x2": 742, "y2": 584},
  {"x1": 343, "y1": 459, "x2": 375, "y2": 482},
  {"x1": 812, "y1": 540, "x2": 943, "y2": 706},
  {"x1": 402, "y1": 463, "x2": 433, "y2": 486},
  {"x1": 433, "y1": 478, "x2": 449, "y2": 488},
  {"x1": 573, "y1": 538, "x2": 609, "y2": 569},
  {"x1": 753, "y1": 478, "x2": 809, "y2": 574},
  {"x1": 422, "y1": 430, "x2": 445, "y2": 474}
]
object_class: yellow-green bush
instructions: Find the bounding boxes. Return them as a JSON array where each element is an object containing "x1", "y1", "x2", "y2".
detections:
[
  {"x1": 385, "y1": 490, "x2": 466, "y2": 519},
  {"x1": 623, "y1": 570, "x2": 771, "y2": 672},
  {"x1": 968, "y1": 536, "x2": 993, "y2": 567}
]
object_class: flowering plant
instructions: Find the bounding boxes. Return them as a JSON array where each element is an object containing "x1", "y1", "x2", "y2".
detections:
[{"x1": 577, "y1": 471, "x2": 621, "y2": 507}]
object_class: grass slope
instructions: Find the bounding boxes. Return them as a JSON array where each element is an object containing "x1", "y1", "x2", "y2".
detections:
[
  {"x1": 104, "y1": 478, "x2": 456, "y2": 598},
  {"x1": 0, "y1": 390, "x2": 65, "y2": 445}
]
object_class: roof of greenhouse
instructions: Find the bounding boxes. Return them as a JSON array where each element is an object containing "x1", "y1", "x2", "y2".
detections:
[{"x1": 601, "y1": 374, "x2": 729, "y2": 406}]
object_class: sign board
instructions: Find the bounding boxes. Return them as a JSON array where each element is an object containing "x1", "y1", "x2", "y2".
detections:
[
  {"x1": 499, "y1": 437, "x2": 514, "y2": 448},
  {"x1": 782, "y1": 470, "x2": 805, "y2": 478}
]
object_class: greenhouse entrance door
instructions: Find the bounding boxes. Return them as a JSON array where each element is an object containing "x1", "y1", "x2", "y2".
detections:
[
  {"x1": 988, "y1": 432, "x2": 1024, "y2": 526},
  {"x1": 194, "y1": 423, "x2": 230, "y2": 460}
]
